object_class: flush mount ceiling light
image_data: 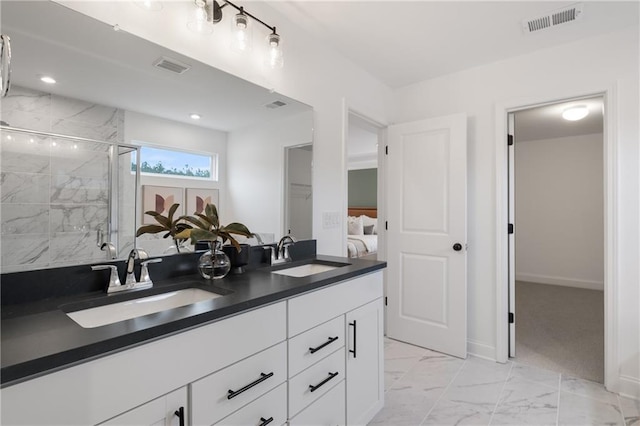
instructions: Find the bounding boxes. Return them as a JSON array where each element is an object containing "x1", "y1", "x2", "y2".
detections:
[
  {"x1": 40, "y1": 76, "x2": 56, "y2": 84},
  {"x1": 562, "y1": 105, "x2": 589, "y2": 121},
  {"x1": 187, "y1": 0, "x2": 283, "y2": 68},
  {"x1": 133, "y1": 0, "x2": 163, "y2": 12},
  {"x1": 190, "y1": 113, "x2": 201, "y2": 120}
]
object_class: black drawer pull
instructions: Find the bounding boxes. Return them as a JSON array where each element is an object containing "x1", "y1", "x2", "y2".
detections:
[
  {"x1": 349, "y1": 320, "x2": 357, "y2": 358},
  {"x1": 309, "y1": 336, "x2": 339, "y2": 354},
  {"x1": 227, "y1": 372, "x2": 274, "y2": 400},
  {"x1": 309, "y1": 371, "x2": 339, "y2": 393},
  {"x1": 173, "y1": 406, "x2": 185, "y2": 426},
  {"x1": 259, "y1": 417, "x2": 274, "y2": 426}
]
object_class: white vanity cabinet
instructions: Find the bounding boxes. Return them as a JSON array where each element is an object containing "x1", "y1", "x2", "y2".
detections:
[
  {"x1": 287, "y1": 271, "x2": 384, "y2": 425},
  {"x1": 99, "y1": 387, "x2": 188, "y2": 426},
  {"x1": 1, "y1": 269, "x2": 384, "y2": 426}
]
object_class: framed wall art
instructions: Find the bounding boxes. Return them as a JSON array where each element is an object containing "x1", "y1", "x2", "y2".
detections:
[
  {"x1": 185, "y1": 188, "x2": 220, "y2": 215},
  {"x1": 141, "y1": 185, "x2": 183, "y2": 224}
]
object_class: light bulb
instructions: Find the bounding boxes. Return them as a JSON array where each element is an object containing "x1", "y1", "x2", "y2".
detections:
[
  {"x1": 187, "y1": 0, "x2": 213, "y2": 34},
  {"x1": 265, "y1": 33, "x2": 283, "y2": 69},
  {"x1": 232, "y1": 13, "x2": 251, "y2": 51},
  {"x1": 40, "y1": 76, "x2": 56, "y2": 84},
  {"x1": 190, "y1": 113, "x2": 201, "y2": 120},
  {"x1": 562, "y1": 106, "x2": 589, "y2": 121}
]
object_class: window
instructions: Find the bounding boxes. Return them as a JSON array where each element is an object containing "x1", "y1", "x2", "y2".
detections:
[{"x1": 131, "y1": 146, "x2": 217, "y2": 180}]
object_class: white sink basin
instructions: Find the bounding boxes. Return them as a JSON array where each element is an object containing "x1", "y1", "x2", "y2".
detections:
[
  {"x1": 271, "y1": 263, "x2": 345, "y2": 277},
  {"x1": 66, "y1": 288, "x2": 222, "y2": 328}
]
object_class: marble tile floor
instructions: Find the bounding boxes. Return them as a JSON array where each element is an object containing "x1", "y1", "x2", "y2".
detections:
[{"x1": 371, "y1": 338, "x2": 639, "y2": 426}]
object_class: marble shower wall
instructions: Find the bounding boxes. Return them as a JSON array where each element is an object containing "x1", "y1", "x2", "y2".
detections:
[{"x1": 1, "y1": 86, "x2": 125, "y2": 272}]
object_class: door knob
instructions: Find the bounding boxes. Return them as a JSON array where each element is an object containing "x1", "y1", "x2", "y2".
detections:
[{"x1": 453, "y1": 243, "x2": 463, "y2": 251}]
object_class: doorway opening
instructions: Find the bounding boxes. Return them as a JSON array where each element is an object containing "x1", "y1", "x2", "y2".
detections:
[
  {"x1": 508, "y1": 96, "x2": 606, "y2": 383},
  {"x1": 345, "y1": 111, "x2": 385, "y2": 261},
  {"x1": 284, "y1": 144, "x2": 313, "y2": 240}
]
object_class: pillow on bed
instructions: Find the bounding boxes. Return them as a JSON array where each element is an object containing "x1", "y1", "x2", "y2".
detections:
[
  {"x1": 348, "y1": 215, "x2": 364, "y2": 235},
  {"x1": 363, "y1": 225, "x2": 375, "y2": 235},
  {"x1": 360, "y1": 215, "x2": 378, "y2": 235}
]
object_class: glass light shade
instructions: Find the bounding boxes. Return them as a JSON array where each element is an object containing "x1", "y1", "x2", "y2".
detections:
[
  {"x1": 187, "y1": 1, "x2": 213, "y2": 34},
  {"x1": 232, "y1": 13, "x2": 251, "y2": 51},
  {"x1": 265, "y1": 33, "x2": 283, "y2": 69},
  {"x1": 562, "y1": 106, "x2": 589, "y2": 121}
]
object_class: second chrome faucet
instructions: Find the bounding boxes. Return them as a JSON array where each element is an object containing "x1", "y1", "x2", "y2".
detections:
[{"x1": 92, "y1": 248, "x2": 162, "y2": 294}]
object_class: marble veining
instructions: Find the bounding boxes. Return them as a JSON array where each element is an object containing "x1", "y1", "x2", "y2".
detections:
[
  {"x1": 0, "y1": 86, "x2": 126, "y2": 272},
  {"x1": 374, "y1": 338, "x2": 637, "y2": 426}
]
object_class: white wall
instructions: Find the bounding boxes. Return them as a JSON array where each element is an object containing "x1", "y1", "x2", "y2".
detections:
[
  {"x1": 392, "y1": 27, "x2": 639, "y2": 397},
  {"x1": 515, "y1": 133, "x2": 604, "y2": 290},
  {"x1": 58, "y1": 0, "x2": 392, "y2": 256},
  {"x1": 226, "y1": 110, "x2": 313, "y2": 239}
]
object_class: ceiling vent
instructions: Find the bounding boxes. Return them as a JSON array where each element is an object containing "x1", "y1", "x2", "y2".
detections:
[
  {"x1": 522, "y1": 3, "x2": 584, "y2": 34},
  {"x1": 153, "y1": 57, "x2": 191, "y2": 74},
  {"x1": 265, "y1": 100, "x2": 287, "y2": 109}
]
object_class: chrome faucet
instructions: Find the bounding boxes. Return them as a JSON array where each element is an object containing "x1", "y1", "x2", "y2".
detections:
[
  {"x1": 92, "y1": 249, "x2": 162, "y2": 294},
  {"x1": 265, "y1": 235, "x2": 296, "y2": 265},
  {"x1": 125, "y1": 248, "x2": 149, "y2": 285},
  {"x1": 100, "y1": 242, "x2": 117, "y2": 260}
]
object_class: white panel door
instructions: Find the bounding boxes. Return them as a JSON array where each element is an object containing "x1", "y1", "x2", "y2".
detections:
[
  {"x1": 508, "y1": 112, "x2": 516, "y2": 357},
  {"x1": 386, "y1": 114, "x2": 468, "y2": 358}
]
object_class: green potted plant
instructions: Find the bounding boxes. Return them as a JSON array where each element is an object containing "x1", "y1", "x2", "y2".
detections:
[
  {"x1": 176, "y1": 203, "x2": 252, "y2": 279},
  {"x1": 135, "y1": 203, "x2": 193, "y2": 253}
]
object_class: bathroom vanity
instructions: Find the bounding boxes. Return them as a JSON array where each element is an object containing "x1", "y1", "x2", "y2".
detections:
[{"x1": 1, "y1": 251, "x2": 385, "y2": 425}]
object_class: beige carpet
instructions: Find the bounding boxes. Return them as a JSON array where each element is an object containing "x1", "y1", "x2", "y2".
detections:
[{"x1": 514, "y1": 281, "x2": 604, "y2": 383}]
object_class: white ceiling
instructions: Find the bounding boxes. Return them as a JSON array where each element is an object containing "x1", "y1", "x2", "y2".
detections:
[
  {"x1": 272, "y1": 1, "x2": 639, "y2": 89},
  {"x1": 515, "y1": 97, "x2": 604, "y2": 143},
  {"x1": 1, "y1": 1, "x2": 310, "y2": 132}
]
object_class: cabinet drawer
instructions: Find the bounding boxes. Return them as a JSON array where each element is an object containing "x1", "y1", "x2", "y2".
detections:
[
  {"x1": 288, "y1": 316, "x2": 344, "y2": 377},
  {"x1": 289, "y1": 380, "x2": 345, "y2": 426},
  {"x1": 289, "y1": 347, "x2": 345, "y2": 417},
  {"x1": 191, "y1": 342, "x2": 286, "y2": 426},
  {"x1": 214, "y1": 382, "x2": 286, "y2": 426},
  {"x1": 288, "y1": 271, "x2": 382, "y2": 337}
]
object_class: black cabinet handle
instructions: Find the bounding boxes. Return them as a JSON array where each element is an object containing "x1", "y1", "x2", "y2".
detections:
[
  {"x1": 453, "y1": 243, "x2": 463, "y2": 251},
  {"x1": 259, "y1": 417, "x2": 274, "y2": 426},
  {"x1": 309, "y1": 336, "x2": 339, "y2": 354},
  {"x1": 309, "y1": 372, "x2": 339, "y2": 393},
  {"x1": 349, "y1": 320, "x2": 357, "y2": 358},
  {"x1": 227, "y1": 372, "x2": 274, "y2": 400},
  {"x1": 173, "y1": 406, "x2": 185, "y2": 426}
]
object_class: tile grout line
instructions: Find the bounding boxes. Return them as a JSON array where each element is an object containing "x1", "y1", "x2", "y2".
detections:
[
  {"x1": 555, "y1": 373, "x2": 562, "y2": 426},
  {"x1": 487, "y1": 361, "x2": 514, "y2": 425},
  {"x1": 384, "y1": 349, "x2": 430, "y2": 394},
  {"x1": 418, "y1": 356, "x2": 467, "y2": 425},
  {"x1": 616, "y1": 393, "x2": 627, "y2": 426}
]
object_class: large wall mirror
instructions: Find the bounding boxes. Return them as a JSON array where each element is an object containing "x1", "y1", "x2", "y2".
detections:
[{"x1": 0, "y1": 1, "x2": 313, "y2": 273}]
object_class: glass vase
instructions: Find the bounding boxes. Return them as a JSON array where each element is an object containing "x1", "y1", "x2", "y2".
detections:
[{"x1": 197, "y1": 241, "x2": 231, "y2": 280}]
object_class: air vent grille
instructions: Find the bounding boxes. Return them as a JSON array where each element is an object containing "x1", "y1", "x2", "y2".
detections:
[
  {"x1": 153, "y1": 57, "x2": 191, "y2": 74},
  {"x1": 523, "y1": 3, "x2": 583, "y2": 34},
  {"x1": 265, "y1": 100, "x2": 287, "y2": 109}
]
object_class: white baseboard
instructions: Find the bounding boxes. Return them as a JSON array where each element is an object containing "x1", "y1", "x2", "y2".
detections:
[
  {"x1": 467, "y1": 339, "x2": 496, "y2": 362},
  {"x1": 516, "y1": 273, "x2": 604, "y2": 291},
  {"x1": 618, "y1": 374, "x2": 640, "y2": 400}
]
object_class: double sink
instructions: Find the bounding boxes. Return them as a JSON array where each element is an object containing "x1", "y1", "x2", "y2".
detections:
[{"x1": 64, "y1": 260, "x2": 350, "y2": 329}]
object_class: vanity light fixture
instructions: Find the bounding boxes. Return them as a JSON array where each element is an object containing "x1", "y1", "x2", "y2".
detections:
[
  {"x1": 190, "y1": 113, "x2": 202, "y2": 120},
  {"x1": 187, "y1": 0, "x2": 283, "y2": 68},
  {"x1": 40, "y1": 76, "x2": 56, "y2": 84},
  {"x1": 562, "y1": 105, "x2": 589, "y2": 121}
]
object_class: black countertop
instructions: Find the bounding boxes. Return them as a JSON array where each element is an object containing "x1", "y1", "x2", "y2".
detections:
[{"x1": 1, "y1": 254, "x2": 385, "y2": 387}]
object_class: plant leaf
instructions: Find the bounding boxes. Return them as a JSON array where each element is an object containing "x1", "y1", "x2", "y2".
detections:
[
  {"x1": 182, "y1": 215, "x2": 209, "y2": 230},
  {"x1": 135, "y1": 224, "x2": 166, "y2": 237},
  {"x1": 145, "y1": 211, "x2": 171, "y2": 229},
  {"x1": 189, "y1": 228, "x2": 220, "y2": 244},
  {"x1": 204, "y1": 204, "x2": 219, "y2": 228},
  {"x1": 174, "y1": 228, "x2": 192, "y2": 240},
  {"x1": 167, "y1": 203, "x2": 180, "y2": 222},
  {"x1": 221, "y1": 222, "x2": 252, "y2": 237}
]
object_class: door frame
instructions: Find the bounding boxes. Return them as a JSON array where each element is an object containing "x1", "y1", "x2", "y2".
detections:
[{"x1": 494, "y1": 84, "x2": 618, "y2": 392}]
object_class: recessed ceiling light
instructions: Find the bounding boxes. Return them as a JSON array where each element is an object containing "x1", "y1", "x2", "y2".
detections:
[
  {"x1": 190, "y1": 113, "x2": 201, "y2": 120},
  {"x1": 562, "y1": 105, "x2": 589, "y2": 121},
  {"x1": 40, "y1": 76, "x2": 56, "y2": 84}
]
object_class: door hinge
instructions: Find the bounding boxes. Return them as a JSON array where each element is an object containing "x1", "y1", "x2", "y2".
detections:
[
  {"x1": 384, "y1": 296, "x2": 388, "y2": 306},
  {"x1": 508, "y1": 223, "x2": 514, "y2": 234},
  {"x1": 385, "y1": 145, "x2": 388, "y2": 155},
  {"x1": 385, "y1": 221, "x2": 388, "y2": 230},
  {"x1": 507, "y1": 134, "x2": 514, "y2": 146},
  {"x1": 509, "y1": 312, "x2": 515, "y2": 324}
]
